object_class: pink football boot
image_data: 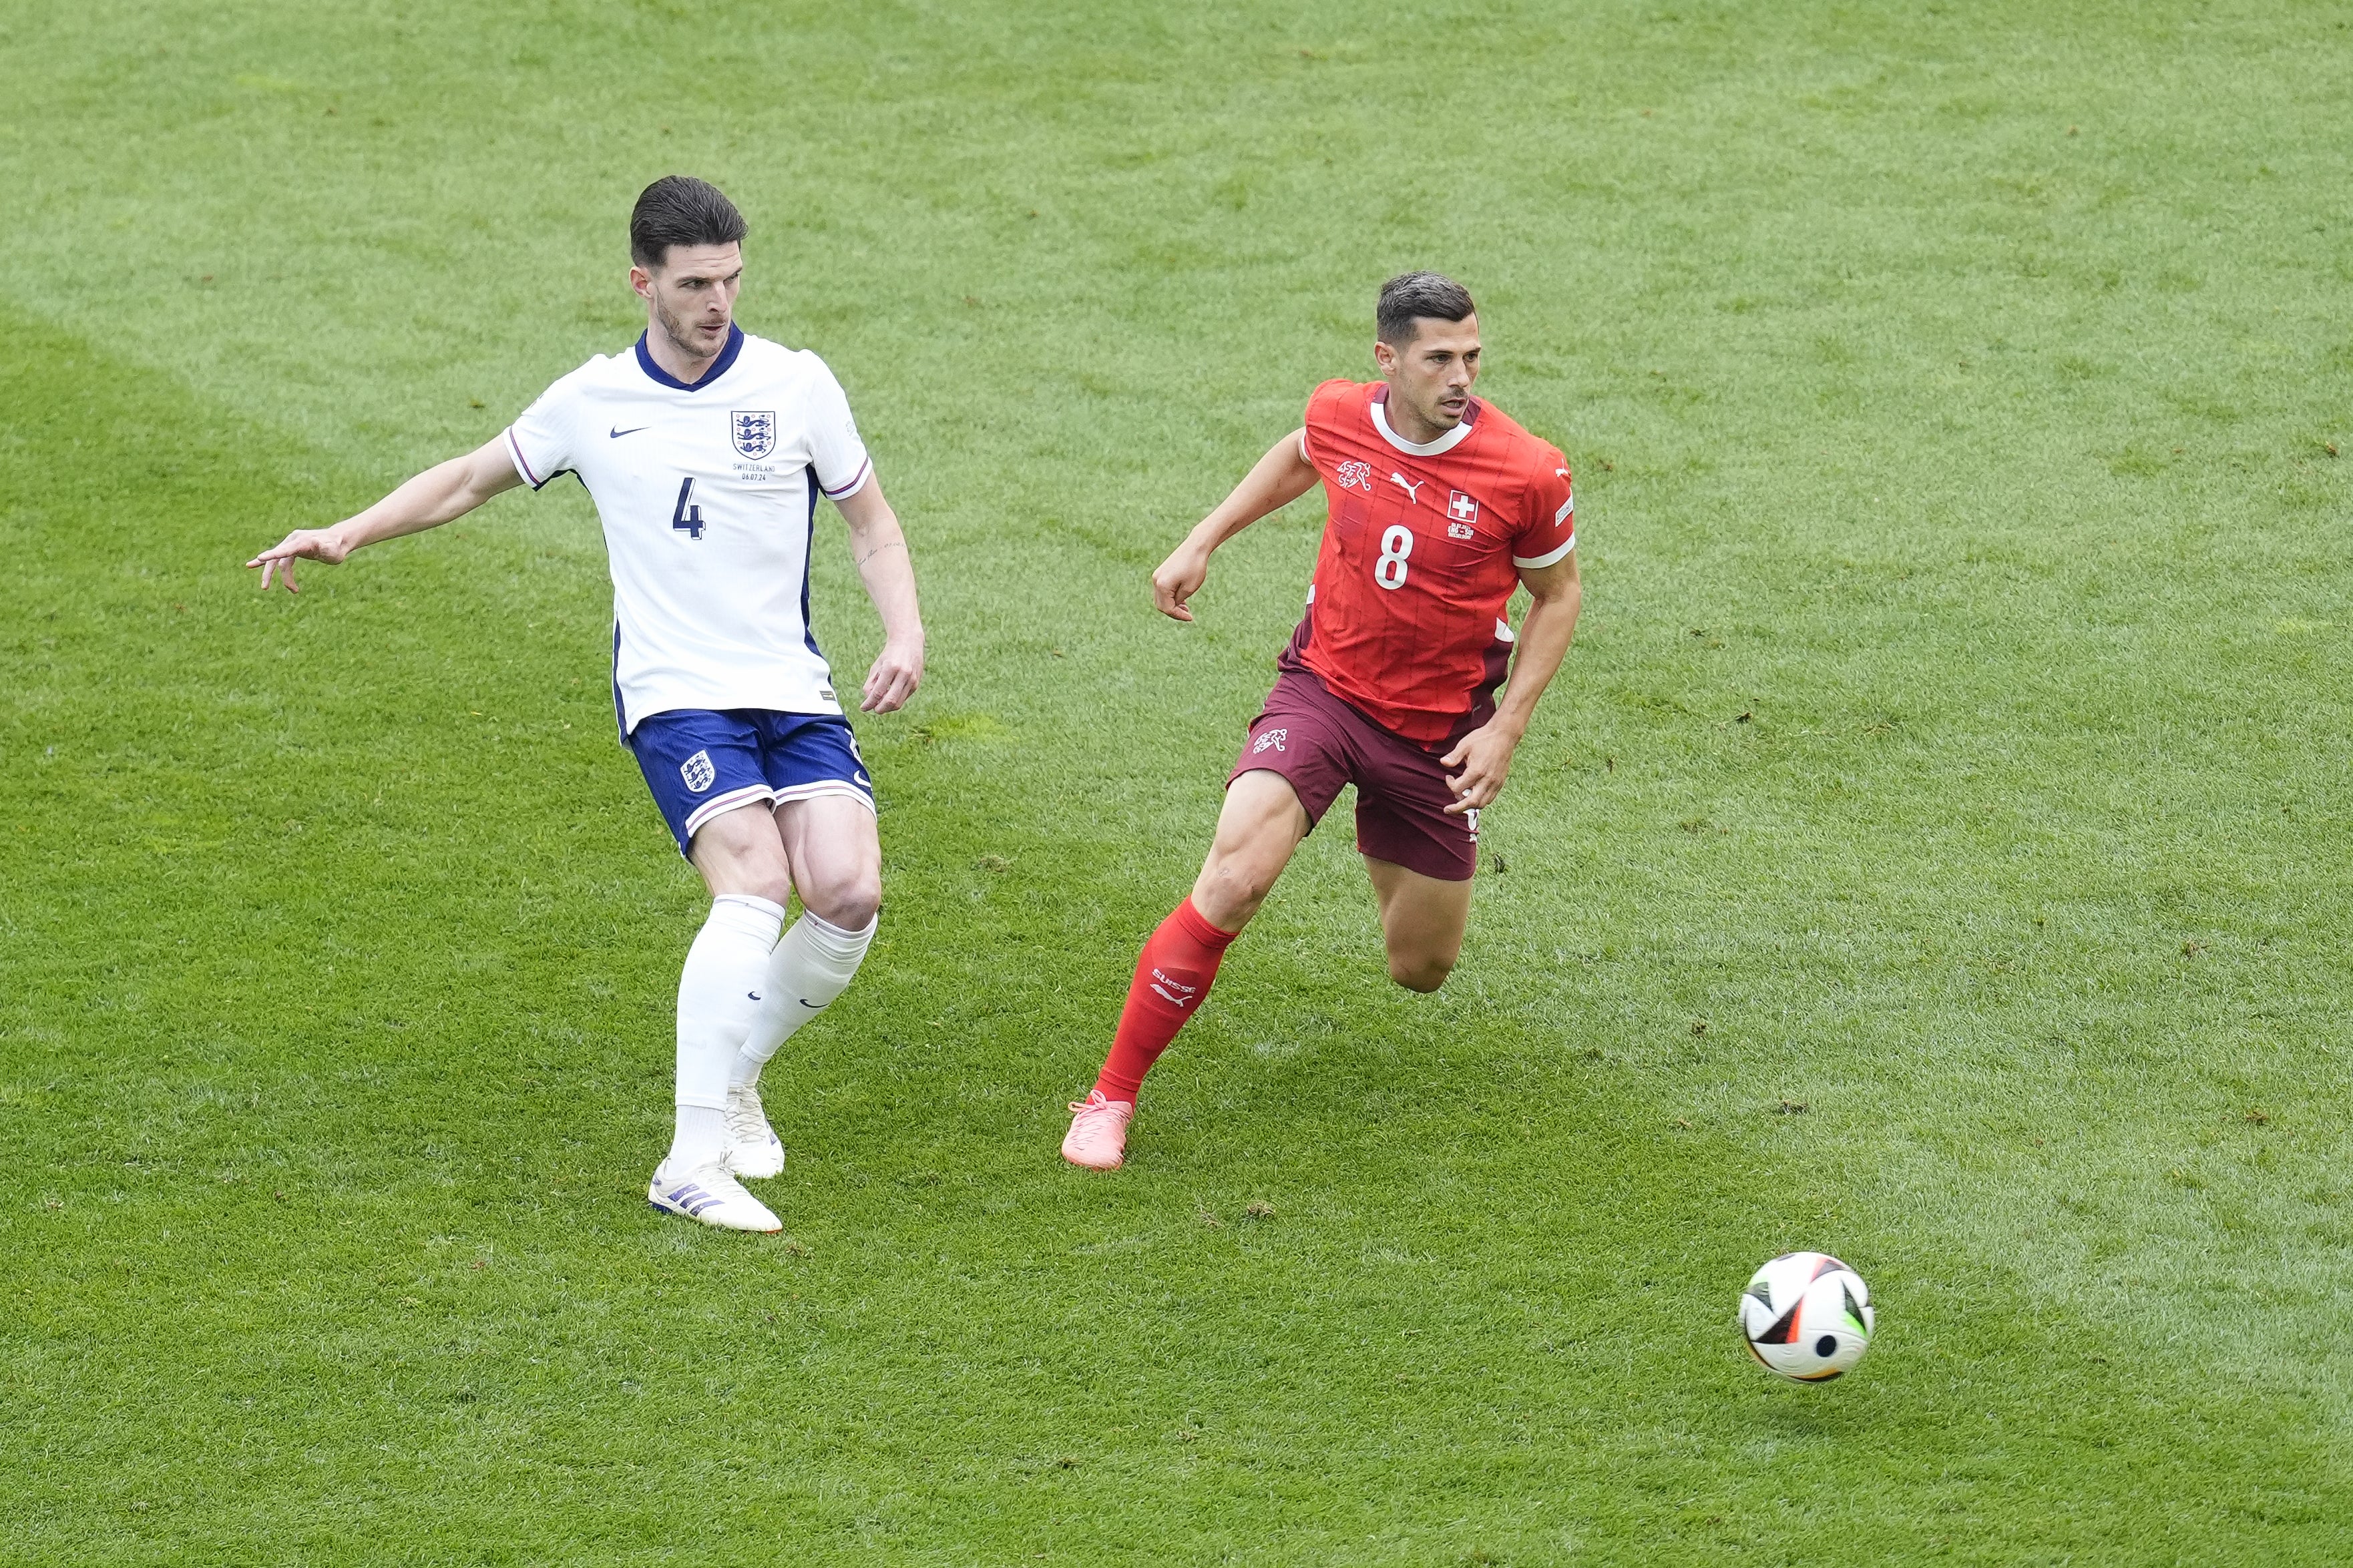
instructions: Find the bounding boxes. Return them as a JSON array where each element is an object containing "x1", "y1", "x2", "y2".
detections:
[{"x1": 1061, "y1": 1090, "x2": 1134, "y2": 1170}]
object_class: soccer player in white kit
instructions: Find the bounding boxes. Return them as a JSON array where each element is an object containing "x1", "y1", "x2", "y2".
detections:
[{"x1": 248, "y1": 177, "x2": 925, "y2": 1234}]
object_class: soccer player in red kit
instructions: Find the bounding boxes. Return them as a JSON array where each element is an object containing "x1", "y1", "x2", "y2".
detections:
[{"x1": 1062, "y1": 272, "x2": 1583, "y2": 1169}]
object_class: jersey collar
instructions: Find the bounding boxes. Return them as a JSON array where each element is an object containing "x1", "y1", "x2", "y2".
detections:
[
  {"x1": 1370, "y1": 384, "x2": 1479, "y2": 456},
  {"x1": 634, "y1": 322, "x2": 744, "y2": 391}
]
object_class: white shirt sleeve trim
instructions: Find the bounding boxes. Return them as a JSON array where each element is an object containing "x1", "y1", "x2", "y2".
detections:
[
  {"x1": 821, "y1": 455, "x2": 873, "y2": 501},
  {"x1": 1512, "y1": 534, "x2": 1575, "y2": 569},
  {"x1": 504, "y1": 427, "x2": 542, "y2": 488}
]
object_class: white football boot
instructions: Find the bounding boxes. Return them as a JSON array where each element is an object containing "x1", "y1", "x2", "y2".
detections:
[
  {"x1": 647, "y1": 1158, "x2": 783, "y2": 1233},
  {"x1": 722, "y1": 1081, "x2": 786, "y2": 1180}
]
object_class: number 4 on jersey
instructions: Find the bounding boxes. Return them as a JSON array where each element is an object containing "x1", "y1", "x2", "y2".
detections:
[{"x1": 670, "y1": 477, "x2": 706, "y2": 539}]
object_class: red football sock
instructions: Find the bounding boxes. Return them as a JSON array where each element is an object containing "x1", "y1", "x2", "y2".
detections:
[{"x1": 1092, "y1": 897, "x2": 1239, "y2": 1103}]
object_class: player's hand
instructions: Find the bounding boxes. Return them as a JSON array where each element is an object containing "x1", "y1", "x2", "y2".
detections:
[
  {"x1": 246, "y1": 527, "x2": 352, "y2": 593},
  {"x1": 862, "y1": 635, "x2": 923, "y2": 713},
  {"x1": 1439, "y1": 719, "x2": 1524, "y2": 814},
  {"x1": 1151, "y1": 541, "x2": 1211, "y2": 622}
]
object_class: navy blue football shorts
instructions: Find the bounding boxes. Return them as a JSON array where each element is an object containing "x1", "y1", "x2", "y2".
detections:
[{"x1": 627, "y1": 708, "x2": 874, "y2": 857}]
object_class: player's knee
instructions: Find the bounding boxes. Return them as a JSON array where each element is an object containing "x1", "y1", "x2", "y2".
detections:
[
  {"x1": 741, "y1": 870, "x2": 796, "y2": 908},
  {"x1": 804, "y1": 870, "x2": 881, "y2": 931},
  {"x1": 1387, "y1": 953, "x2": 1455, "y2": 993},
  {"x1": 1195, "y1": 857, "x2": 1275, "y2": 928}
]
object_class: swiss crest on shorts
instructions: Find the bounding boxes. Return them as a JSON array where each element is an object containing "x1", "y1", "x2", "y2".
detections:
[
  {"x1": 730, "y1": 410, "x2": 777, "y2": 460},
  {"x1": 680, "y1": 749, "x2": 716, "y2": 794}
]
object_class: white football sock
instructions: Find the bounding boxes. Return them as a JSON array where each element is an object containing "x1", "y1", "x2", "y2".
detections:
[
  {"x1": 730, "y1": 910, "x2": 877, "y2": 1089},
  {"x1": 666, "y1": 894, "x2": 785, "y2": 1169}
]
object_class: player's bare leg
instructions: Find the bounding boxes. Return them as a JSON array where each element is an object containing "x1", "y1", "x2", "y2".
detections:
[
  {"x1": 689, "y1": 799, "x2": 799, "y2": 904},
  {"x1": 1189, "y1": 769, "x2": 1311, "y2": 931},
  {"x1": 1064, "y1": 771, "x2": 1310, "y2": 1169},
  {"x1": 1362, "y1": 856, "x2": 1473, "y2": 993}
]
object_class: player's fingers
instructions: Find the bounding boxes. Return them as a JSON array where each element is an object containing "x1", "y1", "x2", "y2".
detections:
[{"x1": 865, "y1": 662, "x2": 914, "y2": 712}]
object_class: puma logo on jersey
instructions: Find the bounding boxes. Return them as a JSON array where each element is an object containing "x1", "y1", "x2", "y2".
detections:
[{"x1": 1389, "y1": 473, "x2": 1424, "y2": 503}]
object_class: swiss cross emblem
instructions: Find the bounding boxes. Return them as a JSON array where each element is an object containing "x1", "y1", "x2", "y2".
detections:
[{"x1": 1447, "y1": 491, "x2": 1479, "y2": 524}]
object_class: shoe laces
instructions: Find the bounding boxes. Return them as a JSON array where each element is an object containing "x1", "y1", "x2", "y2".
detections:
[
  {"x1": 1067, "y1": 1089, "x2": 1132, "y2": 1123},
  {"x1": 725, "y1": 1083, "x2": 771, "y2": 1143}
]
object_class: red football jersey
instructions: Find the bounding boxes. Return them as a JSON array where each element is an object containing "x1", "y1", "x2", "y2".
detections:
[{"x1": 1285, "y1": 378, "x2": 1574, "y2": 747}]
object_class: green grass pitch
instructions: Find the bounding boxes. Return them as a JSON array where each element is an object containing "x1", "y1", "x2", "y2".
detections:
[{"x1": 4, "y1": 0, "x2": 2351, "y2": 1561}]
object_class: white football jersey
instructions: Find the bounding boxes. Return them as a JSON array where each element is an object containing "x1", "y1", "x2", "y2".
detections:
[{"x1": 504, "y1": 325, "x2": 873, "y2": 734}]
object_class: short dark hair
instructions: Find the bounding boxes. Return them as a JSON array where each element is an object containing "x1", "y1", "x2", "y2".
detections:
[
  {"x1": 630, "y1": 176, "x2": 747, "y2": 270},
  {"x1": 1376, "y1": 271, "x2": 1476, "y2": 346}
]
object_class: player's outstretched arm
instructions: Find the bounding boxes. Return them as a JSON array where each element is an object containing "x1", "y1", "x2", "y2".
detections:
[
  {"x1": 246, "y1": 436, "x2": 524, "y2": 592},
  {"x1": 833, "y1": 474, "x2": 925, "y2": 714},
  {"x1": 1150, "y1": 429, "x2": 1318, "y2": 621},
  {"x1": 1440, "y1": 551, "x2": 1582, "y2": 814}
]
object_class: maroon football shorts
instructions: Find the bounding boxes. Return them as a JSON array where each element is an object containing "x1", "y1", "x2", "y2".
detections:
[{"x1": 1227, "y1": 667, "x2": 1478, "y2": 882}]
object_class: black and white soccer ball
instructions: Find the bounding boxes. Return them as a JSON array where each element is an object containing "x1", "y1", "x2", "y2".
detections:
[{"x1": 1739, "y1": 1252, "x2": 1874, "y2": 1381}]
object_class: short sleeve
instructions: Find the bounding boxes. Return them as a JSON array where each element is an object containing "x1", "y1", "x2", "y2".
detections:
[
  {"x1": 1299, "y1": 378, "x2": 1355, "y2": 475},
  {"x1": 805, "y1": 357, "x2": 872, "y2": 501},
  {"x1": 1512, "y1": 449, "x2": 1574, "y2": 569},
  {"x1": 504, "y1": 376, "x2": 579, "y2": 491}
]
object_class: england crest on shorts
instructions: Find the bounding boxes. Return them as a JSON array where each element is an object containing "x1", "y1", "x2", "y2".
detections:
[
  {"x1": 680, "y1": 749, "x2": 716, "y2": 794},
  {"x1": 730, "y1": 411, "x2": 777, "y2": 460}
]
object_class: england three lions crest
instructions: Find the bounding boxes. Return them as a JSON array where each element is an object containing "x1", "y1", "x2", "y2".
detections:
[{"x1": 730, "y1": 410, "x2": 777, "y2": 460}]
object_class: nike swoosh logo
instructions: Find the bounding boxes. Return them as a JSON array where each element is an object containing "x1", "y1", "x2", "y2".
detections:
[
  {"x1": 610, "y1": 425, "x2": 649, "y2": 439},
  {"x1": 747, "y1": 991, "x2": 763, "y2": 1001},
  {"x1": 797, "y1": 999, "x2": 823, "y2": 1010}
]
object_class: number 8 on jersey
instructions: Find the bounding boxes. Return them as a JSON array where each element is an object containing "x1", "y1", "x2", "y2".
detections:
[{"x1": 1374, "y1": 523, "x2": 1413, "y2": 590}]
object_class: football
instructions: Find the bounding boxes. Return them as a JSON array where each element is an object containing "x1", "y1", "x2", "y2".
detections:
[{"x1": 1739, "y1": 1252, "x2": 1875, "y2": 1381}]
